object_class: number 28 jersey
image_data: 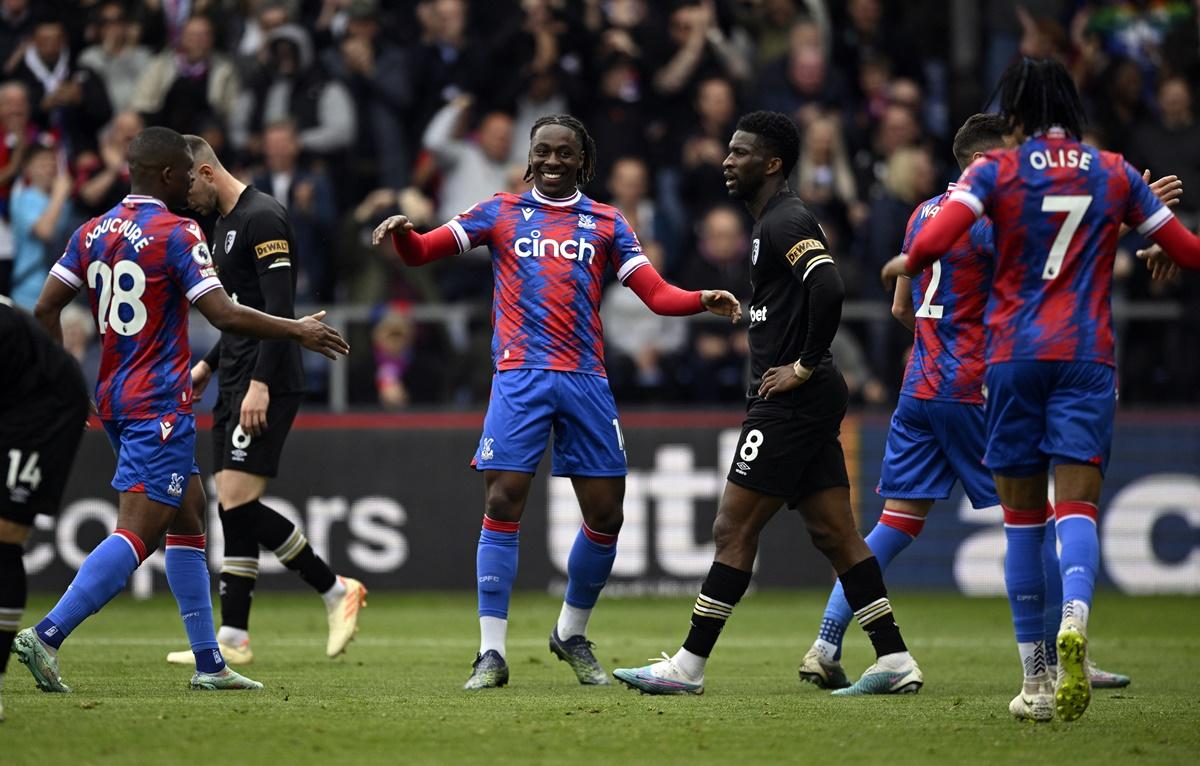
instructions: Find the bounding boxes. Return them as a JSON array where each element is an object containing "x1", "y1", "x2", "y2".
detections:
[
  {"x1": 950, "y1": 128, "x2": 1172, "y2": 366},
  {"x1": 50, "y1": 195, "x2": 222, "y2": 419}
]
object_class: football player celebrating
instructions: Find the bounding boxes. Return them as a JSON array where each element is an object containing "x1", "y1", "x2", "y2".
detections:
[
  {"x1": 12, "y1": 127, "x2": 347, "y2": 693},
  {"x1": 373, "y1": 115, "x2": 741, "y2": 689},
  {"x1": 906, "y1": 58, "x2": 1200, "y2": 721}
]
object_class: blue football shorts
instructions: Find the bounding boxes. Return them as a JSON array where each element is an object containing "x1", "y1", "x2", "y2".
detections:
[
  {"x1": 472, "y1": 369, "x2": 627, "y2": 477},
  {"x1": 102, "y1": 412, "x2": 201, "y2": 508},
  {"x1": 984, "y1": 360, "x2": 1116, "y2": 476},
  {"x1": 877, "y1": 394, "x2": 999, "y2": 509}
]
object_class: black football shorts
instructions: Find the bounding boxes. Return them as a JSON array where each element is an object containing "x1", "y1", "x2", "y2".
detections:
[
  {"x1": 0, "y1": 397, "x2": 88, "y2": 525},
  {"x1": 726, "y1": 371, "x2": 850, "y2": 505},
  {"x1": 211, "y1": 388, "x2": 302, "y2": 477}
]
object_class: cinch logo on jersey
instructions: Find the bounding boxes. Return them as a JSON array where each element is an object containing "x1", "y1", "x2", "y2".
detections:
[
  {"x1": 513, "y1": 230, "x2": 596, "y2": 264},
  {"x1": 84, "y1": 216, "x2": 154, "y2": 252},
  {"x1": 749, "y1": 306, "x2": 768, "y2": 324}
]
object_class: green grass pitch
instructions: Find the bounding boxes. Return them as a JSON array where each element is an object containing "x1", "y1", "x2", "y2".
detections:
[{"x1": 4, "y1": 591, "x2": 1198, "y2": 764}]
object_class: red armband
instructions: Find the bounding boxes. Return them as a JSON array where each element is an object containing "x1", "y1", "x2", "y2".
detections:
[
  {"x1": 625, "y1": 263, "x2": 704, "y2": 316},
  {"x1": 1149, "y1": 215, "x2": 1200, "y2": 270},
  {"x1": 390, "y1": 224, "x2": 460, "y2": 267},
  {"x1": 904, "y1": 200, "x2": 977, "y2": 274}
]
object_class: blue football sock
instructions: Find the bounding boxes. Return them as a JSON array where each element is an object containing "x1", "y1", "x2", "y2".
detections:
[
  {"x1": 477, "y1": 517, "x2": 519, "y2": 619},
  {"x1": 1055, "y1": 502, "x2": 1100, "y2": 615},
  {"x1": 1002, "y1": 507, "x2": 1046, "y2": 646},
  {"x1": 165, "y1": 535, "x2": 224, "y2": 674},
  {"x1": 564, "y1": 524, "x2": 617, "y2": 610},
  {"x1": 817, "y1": 516, "x2": 918, "y2": 661},
  {"x1": 1041, "y1": 512, "x2": 1062, "y2": 666},
  {"x1": 37, "y1": 530, "x2": 144, "y2": 649}
]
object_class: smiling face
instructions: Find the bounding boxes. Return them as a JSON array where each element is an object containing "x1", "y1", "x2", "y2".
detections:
[
  {"x1": 528, "y1": 123, "x2": 583, "y2": 197},
  {"x1": 722, "y1": 129, "x2": 776, "y2": 201}
]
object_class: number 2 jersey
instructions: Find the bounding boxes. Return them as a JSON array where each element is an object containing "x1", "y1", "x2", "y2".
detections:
[
  {"x1": 899, "y1": 183, "x2": 992, "y2": 404},
  {"x1": 50, "y1": 194, "x2": 222, "y2": 419},
  {"x1": 448, "y1": 187, "x2": 650, "y2": 376},
  {"x1": 950, "y1": 127, "x2": 1171, "y2": 366}
]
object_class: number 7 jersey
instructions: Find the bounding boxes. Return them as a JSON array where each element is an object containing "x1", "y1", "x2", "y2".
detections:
[
  {"x1": 50, "y1": 195, "x2": 223, "y2": 419},
  {"x1": 950, "y1": 128, "x2": 1171, "y2": 366}
]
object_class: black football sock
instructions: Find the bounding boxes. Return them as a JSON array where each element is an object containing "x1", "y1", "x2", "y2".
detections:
[
  {"x1": 238, "y1": 499, "x2": 337, "y2": 594},
  {"x1": 682, "y1": 562, "x2": 753, "y2": 658},
  {"x1": 0, "y1": 542, "x2": 27, "y2": 675},
  {"x1": 217, "y1": 503, "x2": 259, "y2": 631},
  {"x1": 838, "y1": 556, "x2": 908, "y2": 658}
]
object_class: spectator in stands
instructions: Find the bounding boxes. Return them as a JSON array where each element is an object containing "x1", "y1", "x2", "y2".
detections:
[
  {"x1": 60, "y1": 300, "x2": 99, "y2": 385},
  {"x1": 74, "y1": 110, "x2": 141, "y2": 219},
  {"x1": 679, "y1": 76, "x2": 739, "y2": 222},
  {"x1": 253, "y1": 119, "x2": 338, "y2": 302},
  {"x1": 861, "y1": 145, "x2": 936, "y2": 383},
  {"x1": 322, "y1": 0, "x2": 414, "y2": 197},
  {"x1": 131, "y1": 15, "x2": 238, "y2": 134},
  {"x1": 1129, "y1": 76, "x2": 1200, "y2": 222},
  {"x1": 9, "y1": 143, "x2": 71, "y2": 308},
  {"x1": 78, "y1": 1, "x2": 153, "y2": 114},
  {"x1": 232, "y1": 23, "x2": 355, "y2": 165},
  {"x1": 421, "y1": 93, "x2": 513, "y2": 300},
  {"x1": 411, "y1": 0, "x2": 482, "y2": 129},
  {"x1": 587, "y1": 52, "x2": 651, "y2": 192},
  {"x1": 0, "y1": 79, "x2": 56, "y2": 293},
  {"x1": 601, "y1": 245, "x2": 687, "y2": 402},
  {"x1": 372, "y1": 303, "x2": 416, "y2": 410},
  {"x1": 755, "y1": 17, "x2": 850, "y2": 128},
  {"x1": 422, "y1": 94, "x2": 513, "y2": 226},
  {"x1": 676, "y1": 204, "x2": 750, "y2": 401},
  {"x1": 0, "y1": 0, "x2": 32, "y2": 72},
  {"x1": 606, "y1": 155, "x2": 662, "y2": 258},
  {"x1": 1092, "y1": 56, "x2": 1149, "y2": 154},
  {"x1": 651, "y1": 0, "x2": 752, "y2": 100},
  {"x1": 794, "y1": 113, "x2": 864, "y2": 281},
  {"x1": 852, "y1": 101, "x2": 921, "y2": 200},
  {"x1": 11, "y1": 17, "x2": 111, "y2": 155}
]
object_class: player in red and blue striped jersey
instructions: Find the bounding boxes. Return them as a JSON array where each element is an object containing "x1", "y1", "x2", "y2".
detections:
[
  {"x1": 906, "y1": 59, "x2": 1200, "y2": 723},
  {"x1": 374, "y1": 115, "x2": 741, "y2": 690},
  {"x1": 12, "y1": 127, "x2": 347, "y2": 694},
  {"x1": 801, "y1": 114, "x2": 1143, "y2": 709}
]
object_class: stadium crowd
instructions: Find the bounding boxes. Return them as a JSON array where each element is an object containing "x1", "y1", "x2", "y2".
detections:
[{"x1": 0, "y1": 0, "x2": 1197, "y2": 407}]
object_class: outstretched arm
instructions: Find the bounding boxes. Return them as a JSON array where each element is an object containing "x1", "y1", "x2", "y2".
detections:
[
  {"x1": 193, "y1": 289, "x2": 349, "y2": 360},
  {"x1": 624, "y1": 261, "x2": 741, "y2": 320},
  {"x1": 372, "y1": 214, "x2": 460, "y2": 266},
  {"x1": 1147, "y1": 215, "x2": 1200, "y2": 269}
]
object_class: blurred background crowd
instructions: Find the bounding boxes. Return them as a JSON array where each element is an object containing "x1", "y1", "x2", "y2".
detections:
[{"x1": 1, "y1": 0, "x2": 1198, "y2": 409}]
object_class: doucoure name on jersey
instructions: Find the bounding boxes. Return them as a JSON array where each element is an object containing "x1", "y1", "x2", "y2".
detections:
[
  {"x1": 84, "y1": 216, "x2": 154, "y2": 252},
  {"x1": 1028, "y1": 148, "x2": 1092, "y2": 171},
  {"x1": 513, "y1": 230, "x2": 596, "y2": 264}
]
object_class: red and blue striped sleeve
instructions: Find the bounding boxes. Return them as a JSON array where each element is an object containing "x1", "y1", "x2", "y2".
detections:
[
  {"x1": 49, "y1": 226, "x2": 86, "y2": 291},
  {"x1": 166, "y1": 223, "x2": 222, "y2": 303},
  {"x1": 948, "y1": 155, "x2": 1001, "y2": 219},
  {"x1": 445, "y1": 196, "x2": 502, "y2": 253},
  {"x1": 611, "y1": 211, "x2": 651, "y2": 284},
  {"x1": 1120, "y1": 161, "x2": 1173, "y2": 236}
]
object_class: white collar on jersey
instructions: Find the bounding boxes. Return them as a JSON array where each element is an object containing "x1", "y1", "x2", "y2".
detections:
[
  {"x1": 122, "y1": 194, "x2": 167, "y2": 208},
  {"x1": 946, "y1": 182, "x2": 957, "y2": 193},
  {"x1": 531, "y1": 186, "x2": 582, "y2": 207}
]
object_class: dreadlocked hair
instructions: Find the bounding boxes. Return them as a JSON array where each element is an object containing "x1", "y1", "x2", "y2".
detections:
[
  {"x1": 735, "y1": 111, "x2": 801, "y2": 177},
  {"x1": 524, "y1": 114, "x2": 597, "y2": 188},
  {"x1": 991, "y1": 57, "x2": 1085, "y2": 139}
]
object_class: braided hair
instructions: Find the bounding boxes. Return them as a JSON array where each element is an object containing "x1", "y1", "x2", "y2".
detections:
[
  {"x1": 524, "y1": 114, "x2": 597, "y2": 188},
  {"x1": 992, "y1": 57, "x2": 1085, "y2": 139}
]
